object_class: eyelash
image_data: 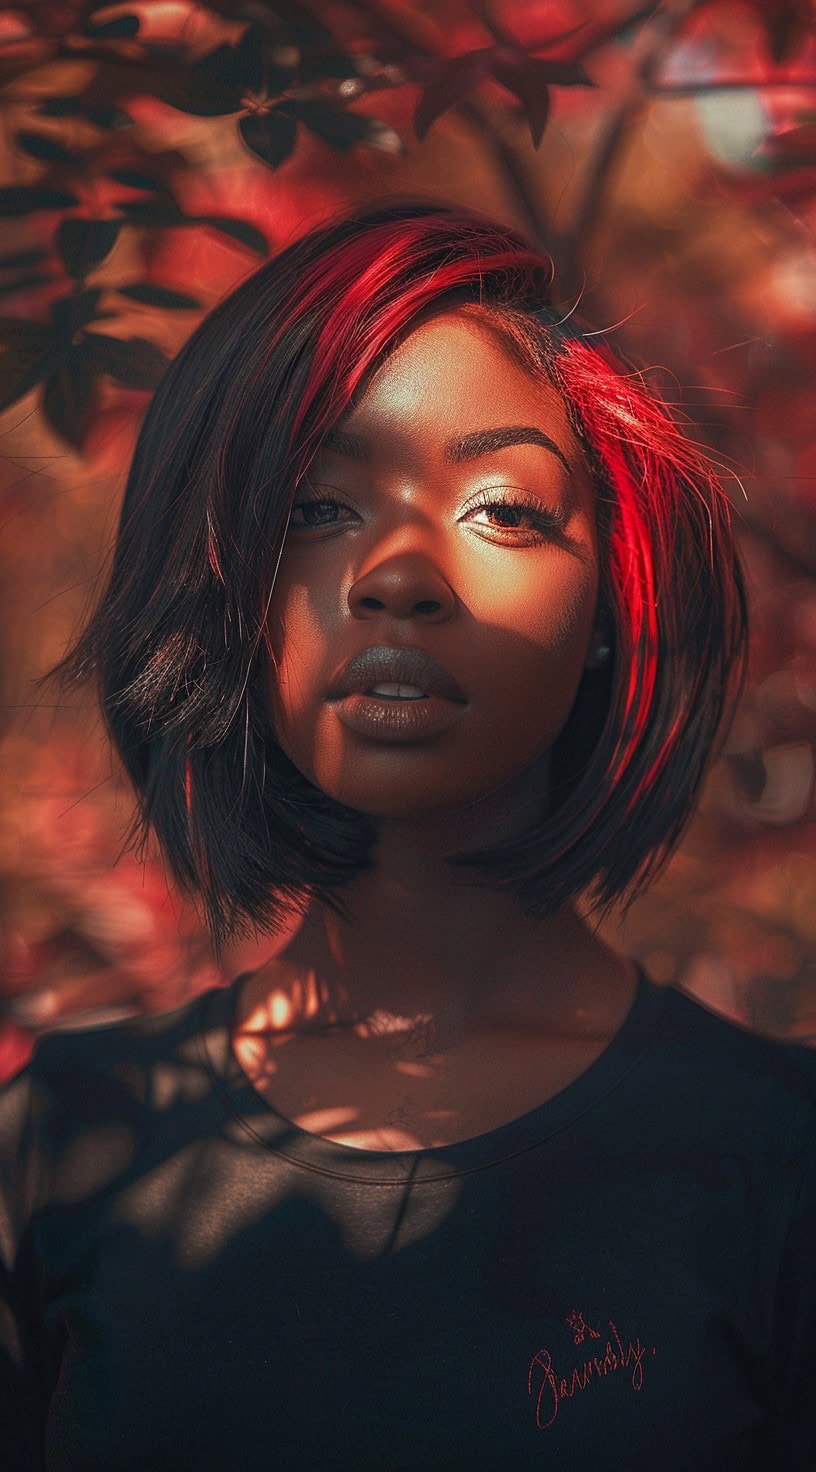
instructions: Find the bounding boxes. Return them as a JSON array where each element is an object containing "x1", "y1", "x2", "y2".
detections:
[{"x1": 288, "y1": 485, "x2": 568, "y2": 545}]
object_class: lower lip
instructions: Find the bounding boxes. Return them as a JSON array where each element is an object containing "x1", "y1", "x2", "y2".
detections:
[{"x1": 329, "y1": 692, "x2": 468, "y2": 742}]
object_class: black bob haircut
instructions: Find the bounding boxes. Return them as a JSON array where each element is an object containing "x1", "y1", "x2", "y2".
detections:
[{"x1": 52, "y1": 198, "x2": 749, "y2": 957}]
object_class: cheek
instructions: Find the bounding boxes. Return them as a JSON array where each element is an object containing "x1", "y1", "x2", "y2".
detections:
[
  {"x1": 536, "y1": 562, "x2": 597, "y2": 649},
  {"x1": 477, "y1": 558, "x2": 598, "y2": 696},
  {"x1": 262, "y1": 579, "x2": 329, "y2": 751},
  {"x1": 460, "y1": 563, "x2": 598, "y2": 780}
]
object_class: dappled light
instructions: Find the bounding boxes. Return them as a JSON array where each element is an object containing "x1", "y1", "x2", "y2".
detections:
[
  {"x1": 1, "y1": 1, "x2": 815, "y2": 1061},
  {"x1": 3, "y1": 9, "x2": 816, "y2": 1468}
]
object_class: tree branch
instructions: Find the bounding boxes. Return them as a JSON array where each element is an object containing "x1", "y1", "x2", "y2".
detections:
[{"x1": 567, "y1": 0, "x2": 701, "y2": 252}]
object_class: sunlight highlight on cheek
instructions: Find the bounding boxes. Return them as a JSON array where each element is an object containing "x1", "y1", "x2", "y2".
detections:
[
  {"x1": 551, "y1": 564, "x2": 598, "y2": 650},
  {"x1": 487, "y1": 554, "x2": 597, "y2": 657},
  {"x1": 266, "y1": 587, "x2": 329, "y2": 722}
]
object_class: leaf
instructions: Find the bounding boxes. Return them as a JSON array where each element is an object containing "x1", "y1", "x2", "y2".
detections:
[
  {"x1": 36, "y1": 95, "x2": 130, "y2": 129},
  {"x1": 238, "y1": 110, "x2": 298, "y2": 168},
  {"x1": 115, "y1": 197, "x2": 267, "y2": 256},
  {"x1": 107, "y1": 170, "x2": 163, "y2": 191},
  {"x1": 572, "y1": 1, "x2": 658, "y2": 59},
  {"x1": 0, "y1": 47, "x2": 56, "y2": 92},
  {"x1": 0, "y1": 317, "x2": 58, "y2": 353},
  {"x1": 764, "y1": 4, "x2": 811, "y2": 65},
  {"x1": 117, "y1": 283, "x2": 200, "y2": 309},
  {"x1": 14, "y1": 132, "x2": 80, "y2": 164},
  {"x1": 83, "y1": 332, "x2": 170, "y2": 388},
  {"x1": 195, "y1": 216, "x2": 269, "y2": 254},
  {"x1": 298, "y1": 49, "x2": 363, "y2": 83},
  {"x1": 264, "y1": 3, "x2": 336, "y2": 49},
  {"x1": 756, "y1": 124, "x2": 816, "y2": 168},
  {"x1": 115, "y1": 201, "x2": 185, "y2": 226},
  {"x1": 42, "y1": 349, "x2": 103, "y2": 450},
  {"x1": 84, "y1": 15, "x2": 140, "y2": 39},
  {"x1": 414, "y1": 51, "x2": 493, "y2": 141},
  {"x1": 528, "y1": 58, "x2": 592, "y2": 88},
  {"x1": 37, "y1": 97, "x2": 84, "y2": 117},
  {"x1": 268, "y1": 3, "x2": 336, "y2": 49},
  {"x1": 490, "y1": 55, "x2": 550, "y2": 148},
  {"x1": 140, "y1": 70, "x2": 239, "y2": 118},
  {"x1": 89, "y1": 106, "x2": 133, "y2": 130},
  {"x1": 286, "y1": 99, "x2": 393, "y2": 153},
  {"x1": 189, "y1": 26, "x2": 265, "y2": 97},
  {"x1": 0, "y1": 187, "x2": 79, "y2": 217},
  {"x1": 0, "y1": 343, "x2": 59, "y2": 413},
  {"x1": 0, "y1": 273, "x2": 60, "y2": 298},
  {"x1": 0, "y1": 249, "x2": 51, "y2": 270},
  {"x1": 51, "y1": 290, "x2": 105, "y2": 339},
  {"x1": 56, "y1": 218, "x2": 122, "y2": 278}
]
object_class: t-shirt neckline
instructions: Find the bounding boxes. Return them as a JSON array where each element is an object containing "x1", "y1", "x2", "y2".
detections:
[{"x1": 198, "y1": 964, "x2": 669, "y2": 1183}]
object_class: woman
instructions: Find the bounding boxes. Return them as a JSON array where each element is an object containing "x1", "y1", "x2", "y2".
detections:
[{"x1": 1, "y1": 200, "x2": 814, "y2": 1470}]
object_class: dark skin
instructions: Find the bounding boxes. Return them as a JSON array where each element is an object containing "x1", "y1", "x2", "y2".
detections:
[{"x1": 232, "y1": 307, "x2": 637, "y2": 1150}]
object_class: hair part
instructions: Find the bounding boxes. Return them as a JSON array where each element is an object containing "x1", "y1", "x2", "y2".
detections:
[{"x1": 49, "y1": 197, "x2": 749, "y2": 956}]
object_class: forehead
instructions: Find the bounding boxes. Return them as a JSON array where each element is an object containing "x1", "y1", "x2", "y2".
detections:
[{"x1": 335, "y1": 308, "x2": 576, "y2": 453}]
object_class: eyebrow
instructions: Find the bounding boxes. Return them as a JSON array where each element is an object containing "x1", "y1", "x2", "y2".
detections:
[{"x1": 321, "y1": 424, "x2": 572, "y2": 474}]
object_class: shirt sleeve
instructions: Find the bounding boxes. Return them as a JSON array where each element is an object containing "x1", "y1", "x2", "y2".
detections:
[
  {"x1": 0, "y1": 1057, "x2": 53, "y2": 1472},
  {"x1": 764, "y1": 1144, "x2": 816, "y2": 1467}
]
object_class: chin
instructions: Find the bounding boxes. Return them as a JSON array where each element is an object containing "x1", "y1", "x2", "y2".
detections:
[
  {"x1": 332, "y1": 790, "x2": 478, "y2": 821},
  {"x1": 314, "y1": 769, "x2": 484, "y2": 819},
  {"x1": 322, "y1": 765, "x2": 543, "y2": 823}
]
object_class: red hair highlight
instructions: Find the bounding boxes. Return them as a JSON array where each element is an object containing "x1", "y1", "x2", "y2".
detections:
[{"x1": 50, "y1": 201, "x2": 748, "y2": 949}]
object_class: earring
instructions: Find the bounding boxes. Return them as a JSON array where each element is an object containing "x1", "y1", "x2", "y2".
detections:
[{"x1": 585, "y1": 639, "x2": 611, "y2": 670}]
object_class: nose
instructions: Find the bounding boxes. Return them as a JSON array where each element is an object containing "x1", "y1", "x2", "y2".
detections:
[{"x1": 347, "y1": 552, "x2": 455, "y2": 622}]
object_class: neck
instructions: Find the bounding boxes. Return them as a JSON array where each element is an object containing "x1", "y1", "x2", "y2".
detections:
[
  {"x1": 231, "y1": 757, "x2": 635, "y2": 1048},
  {"x1": 242, "y1": 804, "x2": 633, "y2": 1050}
]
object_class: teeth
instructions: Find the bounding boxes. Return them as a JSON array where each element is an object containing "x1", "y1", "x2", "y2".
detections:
[{"x1": 367, "y1": 683, "x2": 428, "y2": 698}]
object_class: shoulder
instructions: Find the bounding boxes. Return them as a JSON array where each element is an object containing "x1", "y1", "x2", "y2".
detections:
[
  {"x1": 657, "y1": 980, "x2": 816, "y2": 1084},
  {"x1": 0, "y1": 984, "x2": 231, "y2": 1244},
  {"x1": 0, "y1": 983, "x2": 226, "y2": 1149},
  {"x1": 651, "y1": 981, "x2": 816, "y2": 1155}
]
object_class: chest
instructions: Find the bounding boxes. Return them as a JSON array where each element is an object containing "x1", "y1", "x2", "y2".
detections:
[
  {"x1": 231, "y1": 1024, "x2": 616, "y2": 1150},
  {"x1": 40, "y1": 1143, "x2": 773, "y2": 1471}
]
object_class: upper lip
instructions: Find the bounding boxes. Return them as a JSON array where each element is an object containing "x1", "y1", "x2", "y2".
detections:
[{"x1": 328, "y1": 645, "x2": 468, "y2": 703}]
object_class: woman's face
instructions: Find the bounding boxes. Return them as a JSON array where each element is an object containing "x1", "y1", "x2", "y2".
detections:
[{"x1": 264, "y1": 308, "x2": 601, "y2": 819}]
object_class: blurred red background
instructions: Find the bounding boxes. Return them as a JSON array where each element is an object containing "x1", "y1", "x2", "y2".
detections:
[{"x1": 2, "y1": 0, "x2": 816, "y2": 1081}]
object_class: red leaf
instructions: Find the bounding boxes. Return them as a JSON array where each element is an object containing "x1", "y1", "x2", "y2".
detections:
[
  {"x1": 82, "y1": 331, "x2": 169, "y2": 388},
  {"x1": 414, "y1": 50, "x2": 492, "y2": 141},
  {"x1": 42, "y1": 348, "x2": 102, "y2": 450},
  {"x1": 0, "y1": 342, "x2": 58, "y2": 412},
  {"x1": 757, "y1": 124, "x2": 816, "y2": 165},
  {"x1": 490, "y1": 54, "x2": 551, "y2": 148},
  {"x1": 0, "y1": 316, "x2": 57, "y2": 352},
  {"x1": 764, "y1": 3, "x2": 812, "y2": 65},
  {"x1": 238, "y1": 110, "x2": 298, "y2": 169},
  {"x1": 516, "y1": 55, "x2": 591, "y2": 88}
]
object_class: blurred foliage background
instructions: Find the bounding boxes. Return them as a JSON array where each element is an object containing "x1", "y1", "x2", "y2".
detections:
[{"x1": 2, "y1": 0, "x2": 816, "y2": 1081}]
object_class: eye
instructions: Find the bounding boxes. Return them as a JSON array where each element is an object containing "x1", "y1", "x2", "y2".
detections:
[
  {"x1": 463, "y1": 486, "x2": 569, "y2": 545},
  {"x1": 288, "y1": 491, "x2": 351, "y2": 530},
  {"x1": 287, "y1": 484, "x2": 569, "y2": 544}
]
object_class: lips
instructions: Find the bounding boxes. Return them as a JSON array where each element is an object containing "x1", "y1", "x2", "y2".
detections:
[{"x1": 328, "y1": 645, "x2": 468, "y2": 703}]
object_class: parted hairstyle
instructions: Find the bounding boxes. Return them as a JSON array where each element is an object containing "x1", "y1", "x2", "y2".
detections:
[{"x1": 53, "y1": 197, "x2": 749, "y2": 955}]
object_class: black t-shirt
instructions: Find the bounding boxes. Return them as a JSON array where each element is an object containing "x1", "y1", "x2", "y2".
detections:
[{"x1": 1, "y1": 966, "x2": 815, "y2": 1471}]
